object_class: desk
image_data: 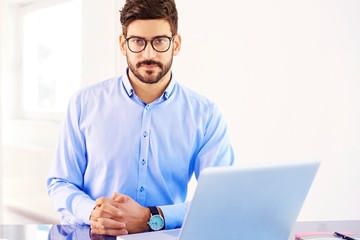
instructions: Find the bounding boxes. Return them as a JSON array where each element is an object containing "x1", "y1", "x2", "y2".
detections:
[{"x1": 0, "y1": 220, "x2": 359, "y2": 239}]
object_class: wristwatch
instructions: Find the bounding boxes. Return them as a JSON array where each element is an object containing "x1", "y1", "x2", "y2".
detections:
[{"x1": 147, "y1": 206, "x2": 164, "y2": 231}]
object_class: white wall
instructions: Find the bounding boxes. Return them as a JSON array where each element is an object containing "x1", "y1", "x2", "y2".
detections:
[
  {"x1": 1, "y1": 0, "x2": 359, "y2": 223},
  {"x1": 80, "y1": 0, "x2": 125, "y2": 86}
]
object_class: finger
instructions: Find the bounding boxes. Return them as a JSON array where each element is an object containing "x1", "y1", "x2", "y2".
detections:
[
  {"x1": 99, "y1": 202, "x2": 123, "y2": 217},
  {"x1": 96, "y1": 196, "x2": 123, "y2": 210},
  {"x1": 95, "y1": 196, "x2": 111, "y2": 206},
  {"x1": 90, "y1": 218, "x2": 126, "y2": 230},
  {"x1": 91, "y1": 206, "x2": 113, "y2": 219},
  {"x1": 111, "y1": 192, "x2": 121, "y2": 199},
  {"x1": 91, "y1": 227, "x2": 128, "y2": 236},
  {"x1": 112, "y1": 193, "x2": 127, "y2": 203}
]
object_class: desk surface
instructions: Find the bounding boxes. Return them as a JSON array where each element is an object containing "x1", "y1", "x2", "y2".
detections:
[{"x1": 0, "y1": 220, "x2": 359, "y2": 240}]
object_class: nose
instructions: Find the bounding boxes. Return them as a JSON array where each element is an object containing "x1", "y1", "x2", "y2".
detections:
[{"x1": 142, "y1": 41, "x2": 156, "y2": 59}]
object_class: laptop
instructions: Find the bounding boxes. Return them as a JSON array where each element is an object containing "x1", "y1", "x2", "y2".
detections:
[{"x1": 118, "y1": 160, "x2": 320, "y2": 240}]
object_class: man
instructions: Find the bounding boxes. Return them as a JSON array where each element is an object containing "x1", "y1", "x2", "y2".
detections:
[{"x1": 47, "y1": 0, "x2": 234, "y2": 236}]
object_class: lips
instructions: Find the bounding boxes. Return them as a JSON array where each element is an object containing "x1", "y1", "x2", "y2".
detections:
[{"x1": 141, "y1": 64, "x2": 158, "y2": 69}]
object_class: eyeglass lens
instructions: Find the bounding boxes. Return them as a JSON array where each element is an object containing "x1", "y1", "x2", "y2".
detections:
[{"x1": 127, "y1": 37, "x2": 171, "y2": 53}]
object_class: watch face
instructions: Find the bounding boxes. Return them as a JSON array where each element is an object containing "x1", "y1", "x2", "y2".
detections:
[{"x1": 149, "y1": 215, "x2": 164, "y2": 231}]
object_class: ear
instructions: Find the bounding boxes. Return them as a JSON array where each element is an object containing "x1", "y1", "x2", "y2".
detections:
[
  {"x1": 119, "y1": 34, "x2": 127, "y2": 56},
  {"x1": 173, "y1": 34, "x2": 182, "y2": 56}
]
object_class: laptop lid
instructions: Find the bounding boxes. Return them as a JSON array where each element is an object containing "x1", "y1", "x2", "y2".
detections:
[{"x1": 178, "y1": 160, "x2": 320, "y2": 240}]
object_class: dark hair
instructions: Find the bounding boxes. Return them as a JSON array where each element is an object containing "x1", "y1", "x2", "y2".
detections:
[{"x1": 120, "y1": 0, "x2": 178, "y2": 36}]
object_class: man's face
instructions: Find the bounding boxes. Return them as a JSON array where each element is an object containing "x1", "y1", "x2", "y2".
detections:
[{"x1": 119, "y1": 19, "x2": 181, "y2": 84}]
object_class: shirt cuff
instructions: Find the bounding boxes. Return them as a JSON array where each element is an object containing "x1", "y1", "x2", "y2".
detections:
[
  {"x1": 75, "y1": 197, "x2": 96, "y2": 225},
  {"x1": 158, "y1": 202, "x2": 188, "y2": 230}
]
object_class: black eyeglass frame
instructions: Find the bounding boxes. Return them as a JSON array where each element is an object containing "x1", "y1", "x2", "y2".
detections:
[{"x1": 125, "y1": 36, "x2": 174, "y2": 53}]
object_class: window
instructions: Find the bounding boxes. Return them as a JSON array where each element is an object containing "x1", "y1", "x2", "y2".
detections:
[{"x1": 20, "y1": 0, "x2": 81, "y2": 116}]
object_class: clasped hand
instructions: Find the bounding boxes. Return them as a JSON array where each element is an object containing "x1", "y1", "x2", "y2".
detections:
[{"x1": 90, "y1": 193, "x2": 151, "y2": 236}]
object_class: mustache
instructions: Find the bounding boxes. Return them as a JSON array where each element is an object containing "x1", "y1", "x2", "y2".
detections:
[{"x1": 136, "y1": 60, "x2": 163, "y2": 68}]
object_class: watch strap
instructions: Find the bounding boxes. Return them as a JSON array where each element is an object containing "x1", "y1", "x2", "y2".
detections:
[{"x1": 148, "y1": 206, "x2": 159, "y2": 216}]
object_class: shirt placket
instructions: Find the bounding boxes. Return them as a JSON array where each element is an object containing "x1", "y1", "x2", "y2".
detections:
[{"x1": 137, "y1": 103, "x2": 152, "y2": 205}]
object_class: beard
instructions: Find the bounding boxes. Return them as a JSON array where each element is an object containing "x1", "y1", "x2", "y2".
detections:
[{"x1": 127, "y1": 53, "x2": 173, "y2": 84}]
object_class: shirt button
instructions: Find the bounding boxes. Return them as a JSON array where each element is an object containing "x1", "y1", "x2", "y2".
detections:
[
  {"x1": 141, "y1": 159, "x2": 146, "y2": 165},
  {"x1": 145, "y1": 105, "x2": 150, "y2": 110},
  {"x1": 143, "y1": 131, "x2": 148, "y2": 137},
  {"x1": 140, "y1": 187, "x2": 144, "y2": 192}
]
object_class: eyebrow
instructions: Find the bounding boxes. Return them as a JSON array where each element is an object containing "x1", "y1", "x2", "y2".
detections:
[{"x1": 127, "y1": 34, "x2": 172, "y2": 39}]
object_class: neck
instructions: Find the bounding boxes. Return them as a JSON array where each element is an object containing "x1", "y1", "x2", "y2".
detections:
[{"x1": 128, "y1": 70, "x2": 171, "y2": 104}]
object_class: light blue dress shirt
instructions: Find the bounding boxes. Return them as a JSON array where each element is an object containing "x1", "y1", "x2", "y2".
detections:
[{"x1": 47, "y1": 71, "x2": 234, "y2": 229}]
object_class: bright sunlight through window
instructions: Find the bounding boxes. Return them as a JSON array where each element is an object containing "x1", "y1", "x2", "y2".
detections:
[{"x1": 22, "y1": 0, "x2": 81, "y2": 113}]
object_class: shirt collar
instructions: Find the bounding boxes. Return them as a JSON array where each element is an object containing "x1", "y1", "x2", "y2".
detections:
[
  {"x1": 122, "y1": 69, "x2": 134, "y2": 97},
  {"x1": 162, "y1": 73, "x2": 176, "y2": 100},
  {"x1": 122, "y1": 68, "x2": 176, "y2": 101}
]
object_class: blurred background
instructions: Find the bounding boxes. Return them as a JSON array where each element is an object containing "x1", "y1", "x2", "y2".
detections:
[{"x1": 0, "y1": 0, "x2": 359, "y2": 224}]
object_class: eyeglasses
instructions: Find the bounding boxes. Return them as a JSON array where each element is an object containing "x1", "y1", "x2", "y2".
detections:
[{"x1": 125, "y1": 36, "x2": 174, "y2": 53}]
